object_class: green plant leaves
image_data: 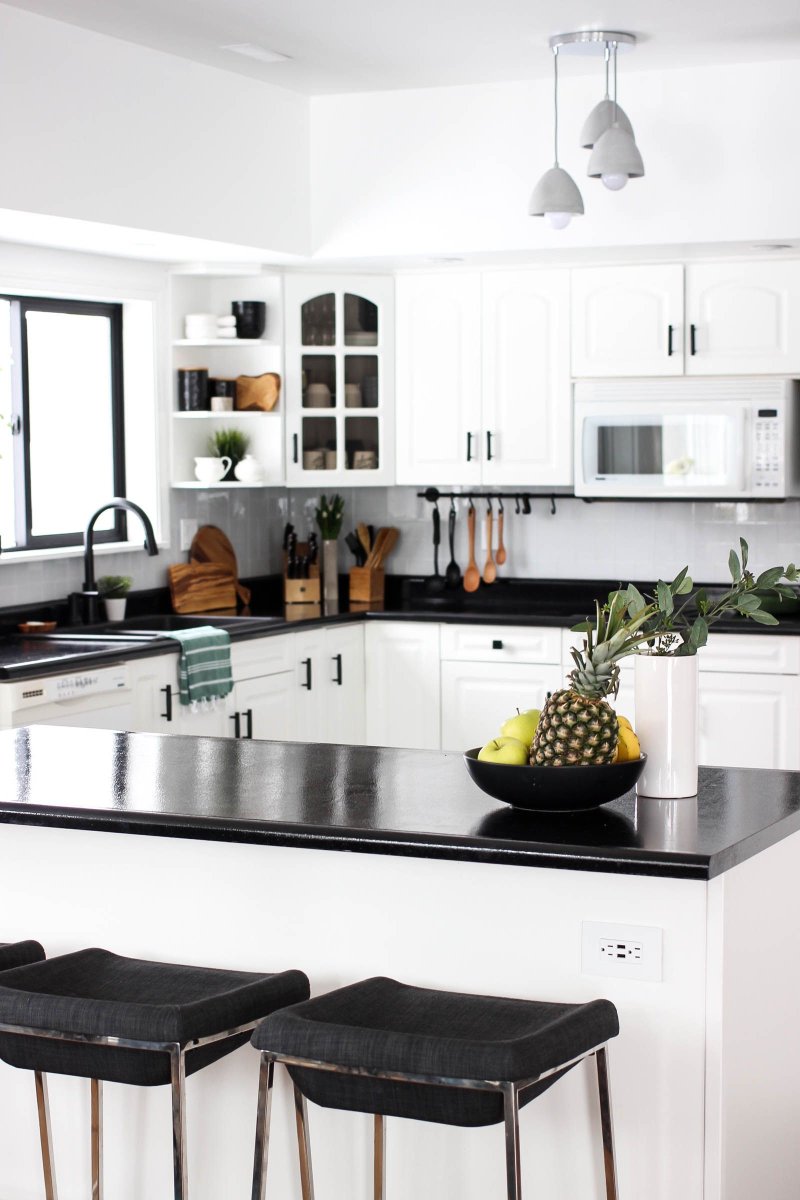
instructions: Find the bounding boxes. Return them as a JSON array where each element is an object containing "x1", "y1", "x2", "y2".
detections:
[
  {"x1": 729, "y1": 549, "x2": 742, "y2": 582},
  {"x1": 656, "y1": 581, "x2": 674, "y2": 615},
  {"x1": 755, "y1": 567, "x2": 785, "y2": 589},
  {"x1": 748, "y1": 609, "x2": 780, "y2": 625}
]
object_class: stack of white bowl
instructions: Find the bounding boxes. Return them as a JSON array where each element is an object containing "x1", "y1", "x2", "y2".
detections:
[
  {"x1": 184, "y1": 312, "x2": 217, "y2": 341},
  {"x1": 216, "y1": 315, "x2": 237, "y2": 339}
]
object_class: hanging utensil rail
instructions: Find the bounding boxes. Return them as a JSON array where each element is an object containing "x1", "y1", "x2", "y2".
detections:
[{"x1": 417, "y1": 488, "x2": 560, "y2": 515}]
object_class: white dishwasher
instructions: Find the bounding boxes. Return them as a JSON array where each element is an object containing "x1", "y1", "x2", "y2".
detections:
[{"x1": 1, "y1": 664, "x2": 134, "y2": 730}]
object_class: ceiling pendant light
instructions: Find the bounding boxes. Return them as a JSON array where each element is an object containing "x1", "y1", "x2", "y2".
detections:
[
  {"x1": 580, "y1": 42, "x2": 634, "y2": 150},
  {"x1": 529, "y1": 45, "x2": 584, "y2": 230},
  {"x1": 587, "y1": 42, "x2": 644, "y2": 190}
]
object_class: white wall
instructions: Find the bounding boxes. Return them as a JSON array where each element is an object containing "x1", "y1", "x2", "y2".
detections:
[
  {"x1": 310, "y1": 59, "x2": 800, "y2": 258},
  {"x1": 0, "y1": 4, "x2": 310, "y2": 256}
]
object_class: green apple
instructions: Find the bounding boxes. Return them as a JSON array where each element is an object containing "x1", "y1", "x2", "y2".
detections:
[
  {"x1": 499, "y1": 708, "x2": 541, "y2": 749},
  {"x1": 477, "y1": 736, "x2": 529, "y2": 766}
]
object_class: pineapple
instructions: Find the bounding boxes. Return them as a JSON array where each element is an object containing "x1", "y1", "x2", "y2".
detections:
[{"x1": 531, "y1": 585, "x2": 661, "y2": 767}]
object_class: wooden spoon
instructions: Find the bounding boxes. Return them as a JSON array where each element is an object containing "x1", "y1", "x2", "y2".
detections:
[
  {"x1": 463, "y1": 505, "x2": 480, "y2": 593},
  {"x1": 496, "y1": 506, "x2": 507, "y2": 566},
  {"x1": 357, "y1": 522, "x2": 372, "y2": 559},
  {"x1": 371, "y1": 526, "x2": 398, "y2": 569},
  {"x1": 483, "y1": 507, "x2": 497, "y2": 585}
]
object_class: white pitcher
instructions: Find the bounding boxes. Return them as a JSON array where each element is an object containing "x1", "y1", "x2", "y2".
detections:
[{"x1": 194, "y1": 456, "x2": 231, "y2": 483}]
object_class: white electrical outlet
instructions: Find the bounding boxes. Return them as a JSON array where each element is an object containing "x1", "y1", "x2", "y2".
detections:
[
  {"x1": 180, "y1": 519, "x2": 198, "y2": 551},
  {"x1": 581, "y1": 921, "x2": 663, "y2": 982}
]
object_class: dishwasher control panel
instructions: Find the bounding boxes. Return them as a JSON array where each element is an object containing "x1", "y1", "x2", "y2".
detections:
[{"x1": 11, "y1": 665, "x2": 130, "y2": 711}]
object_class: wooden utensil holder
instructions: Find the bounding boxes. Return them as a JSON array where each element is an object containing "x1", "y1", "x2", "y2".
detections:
[
  {"x1": 284, "y1": 543, "x2": 321, "y2": 620},
  {"x1": 349, "y1": 566, "x2": 385, "y2": 607}
]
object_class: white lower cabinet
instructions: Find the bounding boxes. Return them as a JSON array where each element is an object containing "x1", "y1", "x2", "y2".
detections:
[
  {"x1": 129, "y1": 655, "x2": 175, "y2": 733},
  {"x1": 699, "y1": 672, "x2": 800, "y2": 770},
  {"x1": 364, "y1": 622, "x2": 441, "y2": 749},
  {"x1": 293, "y1": 624, "x2": 366, "y2": 744},
  {"x1": 232, "y1": 672, "x2": 296, "y2": 742},
  {"x1": 440, "y1": 661, "x2": 562, "y2": 752}
]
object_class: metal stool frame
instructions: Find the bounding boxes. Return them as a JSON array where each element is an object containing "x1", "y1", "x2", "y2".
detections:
[
  {"x1": 0, "y1": 1017, "x2": 260, "y2": 1200},
  {"x1": 251, "y1": 1041, "x2": 618, "y2": 1200}
]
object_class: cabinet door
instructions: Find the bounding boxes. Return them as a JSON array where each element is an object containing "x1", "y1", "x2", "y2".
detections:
[
  {"x1": 291, "y1": 628, "x2": 328, "y2": 741},
  {"x1": 364, "y1": 622, "x2": 441, "y2": 749},
  {"x1": 571, "y1": 265, "x2": 684, "y2": 377},
  {"x1": 441, "y1": 661, "x2": 562, "y2": 753},
  {"x1": 698, "y1": 672, "x2": 800, "y2": 770},
  {"x1": 685, "y1": 261, "x2": 800, "y2": 375},
  {"x1": 482, "y1": 269, "x2": 572, "y2": 486},
  {"x1": 129, "y1": 654, "x2": 175, "y2": 733},
  {"x1": 170, "y1": 691, "x2": 235, "y2": 738},
  {"x1": 233, "y1": 672, "x2": 296, "y2": 742},
  {"x1": 395, "y1": 274, "x2": 482, "y2": 485},
  {"x1": 324, "y1": 624, "x2": 365, "y2": 745}
]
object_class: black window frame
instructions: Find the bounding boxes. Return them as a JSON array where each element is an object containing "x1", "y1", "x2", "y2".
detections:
[{"x1": 3, "y1": 295, "x2": 127, "y2": 551}]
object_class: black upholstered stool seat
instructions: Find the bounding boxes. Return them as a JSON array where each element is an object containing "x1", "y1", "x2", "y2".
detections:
[
  {"x1": 0, "y1": 941, "x2": 45, "y2": 971},
  {"x1": 250, "y1": 976, "x2": 621, "y2": 1200}
]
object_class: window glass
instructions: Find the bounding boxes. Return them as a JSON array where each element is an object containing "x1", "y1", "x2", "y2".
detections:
[{"x1": 0, "y1": 300, "x2": 14, "y2": 549}]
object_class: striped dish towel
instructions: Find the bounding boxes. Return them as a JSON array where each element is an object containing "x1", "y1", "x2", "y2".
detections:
[{"x1": 163, "y1": 626, "x2": 234, "y2": 707}]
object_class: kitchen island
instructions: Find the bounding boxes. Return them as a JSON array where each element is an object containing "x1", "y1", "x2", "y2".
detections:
[{"x1": 0, "y1": 725, "x2": 797, "y2": 1199}]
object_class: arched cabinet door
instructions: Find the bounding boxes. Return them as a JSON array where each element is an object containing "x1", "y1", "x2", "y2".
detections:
[
  {"x1": 685, "y1": 261, "x2": 800, "y2": 375},
  {"x1": 570, "y1": 264, "x2": 685, "y2": 377},
  {"x1": 285, "y1": 276, "x2": 394, "y2": 487}
]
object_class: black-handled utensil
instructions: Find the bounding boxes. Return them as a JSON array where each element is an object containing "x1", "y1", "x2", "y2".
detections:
[
  {"x1": 445, "y1": 500, "x2": 461, "y2": 588},
  {"x1": 425, "y1": 504, "x2": 446, "y2": 595}
]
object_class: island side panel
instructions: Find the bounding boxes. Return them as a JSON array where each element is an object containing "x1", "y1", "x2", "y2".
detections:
[
  {"x1": 0, "y1": 823, "x2": 707, "y2": 1200},
  {"x1": 705, "y1": 827, "x2": 800, "y2": 1200}
]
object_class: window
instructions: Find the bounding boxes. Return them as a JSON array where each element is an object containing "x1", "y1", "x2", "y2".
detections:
[{"x1": 0, "y1": 296, "x2": 126, "y2": 551}]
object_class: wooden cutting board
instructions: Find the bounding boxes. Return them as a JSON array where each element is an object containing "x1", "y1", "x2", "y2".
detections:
[
  {"x1": 168, "y1": 564, "x2": 237, "y2": 615},
  {"x1": 190, "y1": 525, "x2": 251, "y2": 611}
]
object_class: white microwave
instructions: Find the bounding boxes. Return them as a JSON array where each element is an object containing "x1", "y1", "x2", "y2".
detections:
[{"x1": 574, "y1": 378, "x2": 800, "y2": 499}]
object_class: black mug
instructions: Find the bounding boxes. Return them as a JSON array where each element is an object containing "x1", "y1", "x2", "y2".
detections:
[
  {"x1": 177, "y1": 368, "x2": 209, "y2": 411},
  {"x1": 232, "y1": 301, "x2": 266, "y2": 340}
]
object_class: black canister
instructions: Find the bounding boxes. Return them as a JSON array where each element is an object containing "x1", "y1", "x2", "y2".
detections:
[
  {"x1": 231, "y1": 301, "x2": 266, "y2": 340},
  {"x1": 177, "y1": 367, "x2": 209, "y2": 411}
]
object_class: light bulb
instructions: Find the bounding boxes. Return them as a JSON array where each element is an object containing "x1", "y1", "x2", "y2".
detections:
[
  {"x1": 544, "y1": 211, "x2": 573, "y2": 230},
  {"x1": 601, "y1": 173, "x2": 628, "y2": 191}
]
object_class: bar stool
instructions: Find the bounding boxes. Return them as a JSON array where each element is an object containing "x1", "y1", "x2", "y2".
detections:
[
  {"x1": 251, "y1": 975, "x2": 620, "y2": 1200},
  {"x1": 0, "y1": 942, "x2": 51, "y2": 1195},
  {"x1": 0, "y1": 946, "x2": 309, "y2": 1200}
]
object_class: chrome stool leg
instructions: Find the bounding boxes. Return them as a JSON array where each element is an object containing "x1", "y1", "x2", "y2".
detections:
[
  {"x1": 34, "y1": 1071, "x2": 58, "y2": 1200},
  {"x1": 502, "y1": 1082, "x2": 522, "y2": 1200},
  {"x1": 373, "y1": 1113, "x2": 386, "y2": 1200},
  {"x1": 595, "y1": 1047, "x2": 618, "y2": 1200},
  {"x1": 293, "y1": 1083, "x2": 315, "y2": 1200},
  {"x1": 90, "y1": 1079, "x2": 103, "y2": 1200},
  {"x1": 251, "y1": 1055, "x2": 275, "y2": 1200},
  {"x1": 169, "y1": 1048, "x2": 188, "y2": 1200}
]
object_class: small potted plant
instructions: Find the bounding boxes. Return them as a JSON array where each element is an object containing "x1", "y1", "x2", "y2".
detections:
[
  {"x1": 208, "y1": 428, "x2": 250, "y2": 481},
  {"x1": 98, "y1": 575, "x2": 132, "y2": 623}
]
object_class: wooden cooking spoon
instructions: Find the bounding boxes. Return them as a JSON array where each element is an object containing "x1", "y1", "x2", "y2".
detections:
[
  {"x1": 483, "y1": 505, "x2": 497, "y2": 585},
  {"x1": 496, "y1": 503, "x2": 507, "y2": 566},
  {"x1": 463, "y1": 504, "x2": 480, "y2": 593}
]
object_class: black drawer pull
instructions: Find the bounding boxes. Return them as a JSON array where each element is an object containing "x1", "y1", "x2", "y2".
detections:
[
  {"x1": 466, "y1": 431, "x2": 474, "y2": 462},
  {"x1": 293, "y1": 433, "x2": 299, "y2": 464},
  {"x1": 301, "y1": 658, "x2": 312, "y2": 690},
  {"x1": 333, "y1": 653, "x2": 343, "y2": 685},
  {"x1": 244, "y1": 708, "x2": 253, "y2": 739},
  {"x1": 230, "y1": 712, "x2": 241, "y2": 738},
  {"x1": 690, "y1": 324, "x2": 698, "y2": 356},
  {"x1": 667, "y1": 324, "x2": 674, "y2": 356},
  {"x1": 160, "y1": 684, "x2": 173, "y2": 722},
  {"x1": 492, "y1": 639, "x2": 504, "y2": 650}
]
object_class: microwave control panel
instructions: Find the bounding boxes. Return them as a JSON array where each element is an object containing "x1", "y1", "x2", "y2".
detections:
[{"x1": 753, "y1": 409, "x2": 782, "y2": 492}]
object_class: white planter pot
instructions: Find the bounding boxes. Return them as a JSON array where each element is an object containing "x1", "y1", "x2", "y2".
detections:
[
  {"x1": 103, "y1": 597, "x2": 127, "y2": 623},
  {"x1": 634, "y1": 654, "x2": 699, "y2": 798}
]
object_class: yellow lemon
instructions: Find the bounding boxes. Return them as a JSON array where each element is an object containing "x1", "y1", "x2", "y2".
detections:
[{"x1": 616, "y1": 726, "x2": 641, "y2": 763}]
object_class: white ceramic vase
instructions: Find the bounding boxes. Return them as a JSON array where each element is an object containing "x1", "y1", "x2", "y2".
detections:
[
  {"x1": 103, "y1": 597, "x2": 127, "y2": 623},
  {"x1": 322, "y1": 539, "x2": 339, "y2": 616},
  {"x1": 634, "y1": 654, "x2": 699, "y2": 798}
]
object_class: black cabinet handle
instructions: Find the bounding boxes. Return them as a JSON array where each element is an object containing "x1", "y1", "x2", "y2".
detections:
[
  {"x1": 332, "y1": 653, "x2": 343, "y2": 685},
  {"x1": 293, "y1": 433, "x2": 299, "y2": 464},
  {"x1": 466, "y1": 431, "x2": 473, "y2": 462},
  {"x1": 301, "y1": 658, "x2": 312, "y2": 690},
  {"x1": 492, "y1": 639, "x2": 504, "y2": 650},
  {"x1": 244, "y1": 708, "x2": 253, "y2": 739},
  {"x1": 690, "y1": 324, "x2": 697, "y2": 356},
  {"x1": 667, "y1": 324, "x2": 674, "y2": 356},
  {"x1": 160, "y1": 684, "x2": 173, "y2": 722},
  {"x1": 486, "y1": 430, "x2": 494, "y2": 461},
  {"x1": 230, "y1": 711, "x2": 241, "y2": 738}
]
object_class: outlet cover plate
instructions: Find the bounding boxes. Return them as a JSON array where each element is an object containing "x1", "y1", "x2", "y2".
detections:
[{"x1": 581, "y1": 920, "x2": 663, "y2": 982}]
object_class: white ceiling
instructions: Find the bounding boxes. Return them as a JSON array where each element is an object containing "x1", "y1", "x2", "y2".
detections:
[{"x1": 5, "y1": 0, "x2": 800, "y2": 94}]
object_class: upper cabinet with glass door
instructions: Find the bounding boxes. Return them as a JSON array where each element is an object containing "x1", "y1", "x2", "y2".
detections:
[{"x1": 284, "y1": 276, "x2": 395, "y2": 487}]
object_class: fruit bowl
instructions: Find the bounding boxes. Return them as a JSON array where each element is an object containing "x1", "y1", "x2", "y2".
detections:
[{"x1": 464, "y1": 750, "x2": 647, "y2": 812}]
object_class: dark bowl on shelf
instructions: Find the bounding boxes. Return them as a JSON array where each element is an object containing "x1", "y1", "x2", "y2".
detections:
[
  {"x1": 464, "y1": 750, "x2": 647, "y2": 812},
  {"x1": 231, "y1": 301, "x2": 266, "y2": 340}
]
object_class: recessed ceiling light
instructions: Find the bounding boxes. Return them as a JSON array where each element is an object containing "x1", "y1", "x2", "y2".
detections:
[{"x1": 222, "y1": 43, "x2": 292, "y2": 64}]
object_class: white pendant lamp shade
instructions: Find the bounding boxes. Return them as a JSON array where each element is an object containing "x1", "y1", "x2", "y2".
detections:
[
  {"x1": 529, "y1": 166, "x2": 584, "y2": 226},
  {"x1": 579, "y1": 97, "x2": 634, "y2": 149},
  {"x1": 587, "y1": 123, "x2": 644, "y2": 187}
]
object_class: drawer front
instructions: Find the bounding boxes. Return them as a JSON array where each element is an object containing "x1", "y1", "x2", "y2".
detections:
[
  {"x1": 441, "y1": 661, "x2": 562, "y2": 751},
  {"x1": 441, "y1": 624, "x2": 562, "y2": 664},
  {"x1": 700, "y1": 633, "x2": 800, "y2": 675},
  {"x1": 232, "y1": 633, "x2": 294, "y2": 681}
]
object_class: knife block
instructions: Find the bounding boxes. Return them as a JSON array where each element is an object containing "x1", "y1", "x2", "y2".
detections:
[
  {"x1": 349, "y1": 566, "x2": 385, "y2": 611},
  {"x1": 284, "y1": 543, "x2": 321, "y2": 621}
]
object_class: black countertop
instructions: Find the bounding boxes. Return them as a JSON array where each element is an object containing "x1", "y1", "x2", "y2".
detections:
[{"x1": 1, "y1": 726, "x2": 798, "y2": 882}]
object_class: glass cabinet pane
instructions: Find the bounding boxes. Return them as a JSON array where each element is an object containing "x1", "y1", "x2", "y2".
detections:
[
  {"x1": 344, "y1": 356, "x2": 379, "y2": 407},
  {"x1": 301, "y1": 294, "x2": 336, "y2": 346},
  {"x1": 345, "y1": 416, "x2": 379, "y2": 472},
  {"x1": 344, "y1": 294, "x2": 378, "y2": 346},
  {"x1": 302, "y1": 416, "x2": 337, "y2": 470},
  {"x1": 302, "y1": 355, "x2": 336, "y2": 407}
]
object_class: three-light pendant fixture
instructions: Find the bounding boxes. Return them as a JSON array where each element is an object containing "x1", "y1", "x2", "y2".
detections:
[{"x1": 529, "y1": 30, "x2": 644, "y2": 230}]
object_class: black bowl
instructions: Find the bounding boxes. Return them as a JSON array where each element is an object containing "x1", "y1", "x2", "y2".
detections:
[
  {"x1": 464, "y1": 750, "x2": 647, "y2": 812},
  {"x1": 231, "y1": 301, "x2": 266, "y2": 340}
]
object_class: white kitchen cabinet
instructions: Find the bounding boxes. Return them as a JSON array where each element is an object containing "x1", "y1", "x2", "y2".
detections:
[
  {"x1": 364, "y1": 622, "x2": 441, "y2": 749},
  {"x1": 440, "y1": 661, "x2": 562, "y2": 752},
  {"x1": 685, "y1": 261, "x2": 800, "y2": 375},
  {"x1": 325, "y1": 624, "x2": 366, "y2": 745},
  {"x1": 170, "y1": 690, "x2": 235, "y2": 738},
  {"x1": 129, "y1": 654, "x2": 175, "y2": 733},
  {"x1": 396, "y1": 270, "x2": 572, "y2": 486},
  {"x1": 395, "y1": 273, "x2": 482, "y2": 485},
  {"x1": 699, "y1": 672, "x2": 800, "y2": 770},
  {"x1": 232, "y1": 672, "x2": 296, "y2": 742},
  {"x1": 285, "y1": 274, "x2": 395, "y2": 487},
  {"x1": 571, "y1": 264, "x2": 684, "y2": 377}
]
